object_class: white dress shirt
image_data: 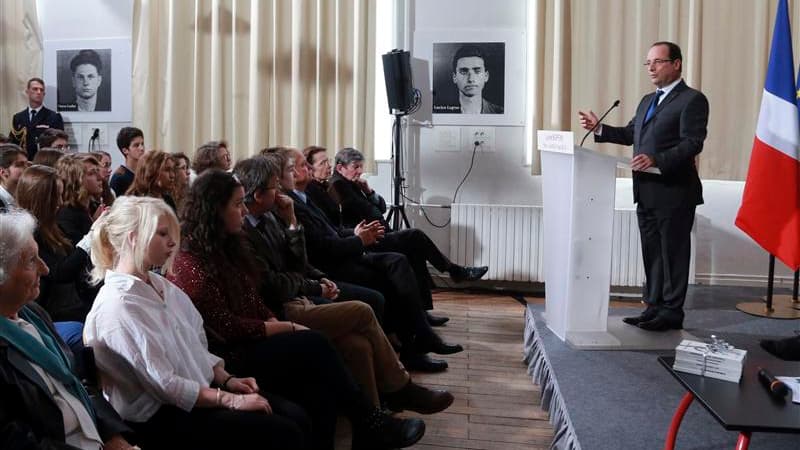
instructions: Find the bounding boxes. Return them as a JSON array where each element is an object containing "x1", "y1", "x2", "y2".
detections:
[
  {"x1": 13, "y1": 319, "x2": 102, "y2": 450},
  {"x1": 83, "y1": 271, "x2": 223, "y2": 422},
  {"x1": 0, "y1": 185, "x2": 16, "y2": 208}
]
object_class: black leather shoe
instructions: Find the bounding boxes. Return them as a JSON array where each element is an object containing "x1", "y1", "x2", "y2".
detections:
[
  {"x1": 426, "y1": 311, "x2": 450, "y2": 326},
  {"x1": 637, "y1": 317, "x2": 683, "y2": 332},
  {"x1": 622, "y1": 306, "x2": 660, "y2": 326},
  {"x1": 760, "y1": 335, "x2": 800, "y2": 361},
  {"x1": 400, "y1": 353, "x2": 448, "y2": 372},
  {"x1": 352, "y1": 408, "x2": 425, "y2": 449},
  {"x1": 384, "y1": 381, "x2": 454, "y2": 414},
  {"x1": 449, "y1": 265, "x2": 489, "y2": 282},
  {"x1": 417, "y1": 335, "x2": 463, "y2": 355}
]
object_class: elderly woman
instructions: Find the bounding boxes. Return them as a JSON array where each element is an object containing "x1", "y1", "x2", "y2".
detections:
[{"x1": 0, "y1": 210, "x2": 133, "y2": 449}]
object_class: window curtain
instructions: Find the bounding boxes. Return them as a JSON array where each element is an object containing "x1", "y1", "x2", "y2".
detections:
[
  {"x1": 0, "y1": 0, "x2": 42, "y2": 133},
  {"x1": 132, "y1": 0, "x2": 376, "y2": 166},
  {"x1": 531, "y1": 0, "x2": 800, "y2": 180}
]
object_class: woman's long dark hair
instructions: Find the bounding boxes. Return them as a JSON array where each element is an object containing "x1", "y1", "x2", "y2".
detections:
[{"x1": 180, "y1": 170, "x2": 258, "y2": 300}]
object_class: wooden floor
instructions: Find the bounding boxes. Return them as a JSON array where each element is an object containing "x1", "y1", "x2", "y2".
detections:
[{"x1": 337, "y1": 291, "x2": 553, "y2": 449}]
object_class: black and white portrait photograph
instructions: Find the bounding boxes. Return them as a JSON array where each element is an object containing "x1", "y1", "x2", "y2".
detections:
[
  {"x1": 44, "y1": 37, "x2": 132, "y2": 123},
  {"x1": 56, "y1": 48, "x2": 112, "y2": 112},
  {"x1": 432, "y1": 42, "x2": 505, "y2": 115}
]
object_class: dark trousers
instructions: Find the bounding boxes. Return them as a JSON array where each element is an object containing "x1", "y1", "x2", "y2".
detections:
[
  {"x1": 372, "y1": 228, "x2": 451, "y2": 310},
  {"x1": 324, "y1": 251, "x2": 436, "y2": 347},
  {"x1": 336, "y1": 280, "x2": 386, "y2": 322},
  {"x1": 128, "y1": 393, "x2": 308, "y2": 449},
  {"x1": 637, "y1": 205, "x2": 695, "y2": 322},
  {"x1": 228, "y1": 330, "x2": 373, "y2": 450}
]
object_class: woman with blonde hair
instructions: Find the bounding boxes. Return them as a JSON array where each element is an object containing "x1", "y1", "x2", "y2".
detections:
[
  {"x1": 83, "y1": 196, "x2": 308, "y2": 449},
  {"x1": 55, "y1": 154, "x2": 105, "y2": 245},
  {"x1": 125, "y1": 150, "x2": 176, "y2": 212}
]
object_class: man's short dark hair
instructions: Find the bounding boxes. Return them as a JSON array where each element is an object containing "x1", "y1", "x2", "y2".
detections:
[
  {"x1": 233, "y1": 157, "x2": 281, "y2": 204},
  {"x1": 70, "y1": 49, "x2": 103, "y2": 73},
  {"x1": 0, "y1": 134, "x2": 9, "y2": 144},
  {"x1": 652, "y1": 41, "x2": 683, "y2": 66},
  {"x1": 27, "y1": 78, "x2": 44, "y2": 89},
  {"x1": 451, "y1": 45, "x2": 486, "y2": 73},
  {"x1": 0, "y1": 144, "x2": 26, "y2": 169},
  {"x1": 116, "y1": 127, "x2": 144, "y2": 152},
  {"x1": 37, "y1": 129, "x2": 69, "y2": 148}
]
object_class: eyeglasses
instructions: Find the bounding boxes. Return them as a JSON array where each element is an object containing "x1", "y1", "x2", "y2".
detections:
[{"x1": 643, "y1": 59, "x2": 674, "y2": 67}]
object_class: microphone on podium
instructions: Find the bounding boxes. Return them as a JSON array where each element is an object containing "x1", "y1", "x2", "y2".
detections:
[
  {"x1": 580, "y1": 100, "x2": 620, "y2": 147},
  {"x1": 757, "y1": 366, "x2": 789, "y2": 398}
]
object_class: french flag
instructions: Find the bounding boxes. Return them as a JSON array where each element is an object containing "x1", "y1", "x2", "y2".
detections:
[{"x1": 735, "y1": 0, "x2": 800, "y2": 270}]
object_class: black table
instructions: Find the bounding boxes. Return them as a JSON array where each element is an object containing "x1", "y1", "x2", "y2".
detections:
[{"x1": 659, "y1": 355, "x2": 800, "y2": 449}]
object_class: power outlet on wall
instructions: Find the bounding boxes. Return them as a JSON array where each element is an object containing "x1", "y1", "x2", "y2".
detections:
[{"x1": 461, "y1": 127, "x2": 495, "y2": 152}]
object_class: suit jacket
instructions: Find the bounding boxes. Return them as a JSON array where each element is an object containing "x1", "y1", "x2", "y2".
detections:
[
  {"x1": 10, "y1": 107, "x2": 65, "y2": 159},
  {"x1": 242, "y1": 212, "x2": 326, "y2": 313},
  {"x1": 0, "y1": 303, "x2": 130, "y2": 450},
  {"x1": 596, "y1": 80, "x2": 708, "y2": 209},
  {"x1": 288, "y1": 191, "x2": 366, "y2": 272},
  {"x1": 305, "y1": 179, "x2": 342, "y2": 227},
  {"x1": 57, "y1": 94, "x2": 110, "y2": 113},
  {"x1": 329, "y1": 172, "x2": 389, "y2": 229}
]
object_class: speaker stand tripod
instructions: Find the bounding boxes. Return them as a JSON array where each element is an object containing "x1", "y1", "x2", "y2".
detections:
[{"x1": 385, "y1": 113, "x2": 410, "y2": 231}]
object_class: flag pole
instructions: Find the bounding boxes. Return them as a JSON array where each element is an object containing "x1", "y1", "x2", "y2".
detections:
[
  {"x1": 737, "y1": 255, "x2": 800, "y2": 319},
  {"x1": 772, "y1": 268, "x2": 800, "y2": 310}
]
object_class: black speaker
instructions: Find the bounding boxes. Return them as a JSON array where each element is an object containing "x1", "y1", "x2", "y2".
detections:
[{"x1": 382, "y1": 49, "x2": 414, "y2": 113}]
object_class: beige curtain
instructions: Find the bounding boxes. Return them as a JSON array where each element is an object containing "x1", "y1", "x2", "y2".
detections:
[
  {"x1": 532, "y1": 0, "x2": 800, "y2": 180},
  {"x1": 0, "y1": 0, "x2": 42, "y2": 135},
  {"x1": 132, "y1": 0, "x2": 376, "y2": 166}
]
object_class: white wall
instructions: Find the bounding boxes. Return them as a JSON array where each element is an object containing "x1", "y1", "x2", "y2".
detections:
[
  {"x1": 377, "y1": 0, "x2": 794, "y2": 288},
  {"x1": 36, "y1": 0, "x2": 133, "y2": 168}
]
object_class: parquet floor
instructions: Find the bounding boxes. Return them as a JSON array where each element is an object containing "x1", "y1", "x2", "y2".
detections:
[{"x1": 336, "y1": 291, "x2": 552, "y2": 449}]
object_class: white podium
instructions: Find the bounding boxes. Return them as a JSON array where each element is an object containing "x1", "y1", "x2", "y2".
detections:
[
  {"x1": 538, "y1": 131, "x2": 693, "y2": 350},
  {"x1": 539, "y1": 131, "x2": 623, "y2": 348}
]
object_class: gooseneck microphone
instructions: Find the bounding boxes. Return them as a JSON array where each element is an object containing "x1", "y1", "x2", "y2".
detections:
[
  {"x1": 757, "y1": 366, "x2": 789, "y2": 398},
  {"x1": 580, "y1": 100, "x2": 621, "y2": 147}
]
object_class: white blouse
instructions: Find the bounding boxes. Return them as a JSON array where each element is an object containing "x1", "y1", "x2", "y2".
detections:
[
  {"x1": 13, "y1": 319, "x2": 102, "y2": 450},
  {"x1": 83, "y1": 270, "x2": 223, "y2": 422}
]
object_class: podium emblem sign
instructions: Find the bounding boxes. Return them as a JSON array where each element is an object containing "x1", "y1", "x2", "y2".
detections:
[{"x1": 537, "y1": 130, "x2": 574, "y2": 154}]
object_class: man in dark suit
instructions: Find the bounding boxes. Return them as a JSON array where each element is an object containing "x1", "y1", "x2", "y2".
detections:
[
  {"x1": 324, "y1": 147, "x2": 488, "y2": 323},
  {"x1": 281, "y1": 147, "x2": 463, "y2": 372},
  {"x1": 578, "y1": 41, "x2": 709, "y2": 332},
  {"x1": 9, "y1": 78, "x2": 65, "y2": 160}
]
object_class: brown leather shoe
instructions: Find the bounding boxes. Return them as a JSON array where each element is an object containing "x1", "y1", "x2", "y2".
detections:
[{"x1": 384, "y1": 381, "x2": 454, "y2": 414}]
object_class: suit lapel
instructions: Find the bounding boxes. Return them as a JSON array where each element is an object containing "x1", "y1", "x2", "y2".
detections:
[{"x1": 7, "y1": 345, "x2": 51, "y2": 397}]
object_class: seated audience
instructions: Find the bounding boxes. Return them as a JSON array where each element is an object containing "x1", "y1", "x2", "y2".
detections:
[
  {"x1": 303, "y1": 145, "x2": 341, "y2": 225},
  {"x1": 279, "y1": 147, "x2": 463, "y2": 372},
  {"x1": 83, "y1": 196, "x2": 308, "y2": 449},
  {"x1": 125, "y1": 150, "x2": 177, "y2": 211},
  {"x1": 32, "y1": 148, "x2": 65, "y2": 167},
  {"x1": 0, "y1": 143, "x2": 29, "y2": 210},
  {"x1": 16, "y1": 165, "x2": 93, "y2": 342},
  {"x1": 109, "y1": 127, "x2": 145, "y2": 197},
  {"x1": 191, "y1": 140, "x2": 231, "y2": 177},
  {"x1": 38, "y1": 128, "x2": 70, "y2": 151},
  {"x1": 0, "y1": 210, "x2": 134, "y2": 450},
  {"x1": 235, "y1": 155, "x2": 454, "y2": 410},
  {"x1": 56, "y1": 154, "x2": 104, "y2": 245},
  {"x1": 89, "y1": 151, "x2": 116, "y2": 209},
  {"x1": 170, "y1": 152, "x2": 191, "y2": 212},
  {"x1": 260, "y1": 150, "x2": 386, "y2": 319},
  {"x1": 169, "y1": 170, "x2": 425, "y2": 449}
]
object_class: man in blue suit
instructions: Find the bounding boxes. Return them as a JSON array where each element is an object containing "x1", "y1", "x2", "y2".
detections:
[{"x1": 579, "y1": 41, "x2": 709, "y2": 332}]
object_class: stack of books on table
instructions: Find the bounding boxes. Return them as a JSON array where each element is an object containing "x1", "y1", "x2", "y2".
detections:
[{"x1": 673, "y1": 339, "x2": 747, "y2": 383}]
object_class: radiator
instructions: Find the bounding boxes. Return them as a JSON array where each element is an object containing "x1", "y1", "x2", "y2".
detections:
[{"x1": 449, "y1": 204, "x2": 645, "y2": 287}]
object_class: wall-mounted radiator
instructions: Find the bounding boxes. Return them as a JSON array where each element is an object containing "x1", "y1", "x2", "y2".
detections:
[{"x1": 449, "y1": 204, "x2": 646, "y2": 287}]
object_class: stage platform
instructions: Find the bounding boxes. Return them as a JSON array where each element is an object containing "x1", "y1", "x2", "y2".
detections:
[{"x1": 523, "y1": 285, "x2": 800, "y2": 450}]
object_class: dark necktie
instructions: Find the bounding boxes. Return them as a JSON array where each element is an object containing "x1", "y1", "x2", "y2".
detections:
[
  {"x1": 644, "y1": 89, "x2": 664, "y2": 123},
  {"x1": 30, "y1": 109, "x2": 36, "y2": 123}
]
